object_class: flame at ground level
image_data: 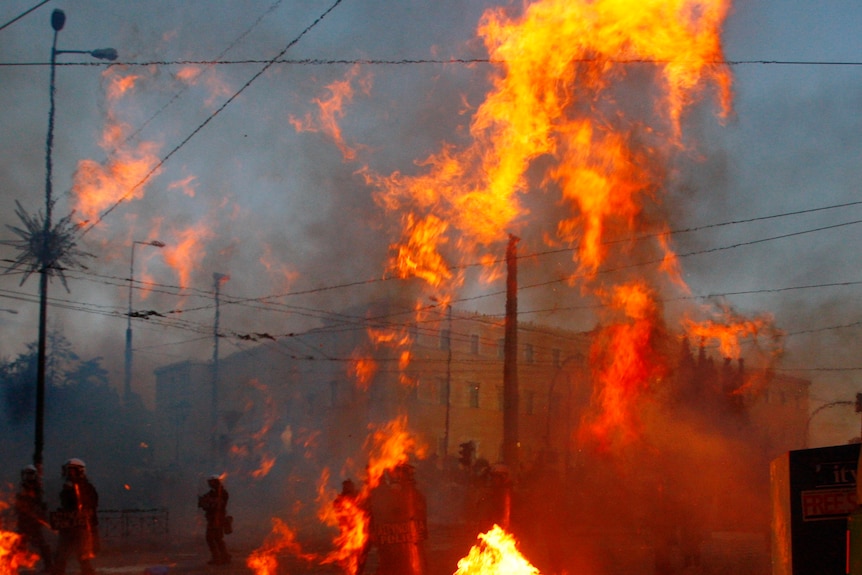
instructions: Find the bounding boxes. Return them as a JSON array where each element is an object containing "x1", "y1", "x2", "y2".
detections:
[
  {"x1": 0, "y1": 530, "x2": 39, "y2": 575},
  {"x1": 454, "y1": 525, "x2": 540, "y2": 575}
]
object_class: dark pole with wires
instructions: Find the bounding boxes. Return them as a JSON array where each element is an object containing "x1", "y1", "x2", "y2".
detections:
[
  {"x1": 33, "y1": 8, "x2": 65, "y2": 483},
  {"x1": 211, "y1": 273, "x2": 229, "y2": 467},
  {"x1": 34, "y1": 8, "x2": 117, "y2": 488}
]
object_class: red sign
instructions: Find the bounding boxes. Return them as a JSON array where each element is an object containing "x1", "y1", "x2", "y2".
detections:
[{"x1": 801, "y1": 488, "x2": 857, "y2": 521}]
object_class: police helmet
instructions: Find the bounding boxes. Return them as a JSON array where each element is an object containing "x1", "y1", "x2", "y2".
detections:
[{"x1": 62, "y1": 458, "x2": 86, "y2": 478}]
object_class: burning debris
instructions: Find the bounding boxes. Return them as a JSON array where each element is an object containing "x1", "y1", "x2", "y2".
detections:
[
  {"x1": 454, "y1": 525, "x2": 539, "y2": 575},
  {"x1": 0, "y1": 529, "x2": 39, "y2": 575}
]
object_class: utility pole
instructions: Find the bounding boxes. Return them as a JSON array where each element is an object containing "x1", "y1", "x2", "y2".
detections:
[
  {"x1": 211, "y1": 272, "x2": 229, "y2": 467},
  {"x1": 444, "y1": 303, "x2": 452, "y2": 458},
  {"x1": 855, "y1": 393, "x2": 862, "y2": 441},
  {"x1": 124, "y1": 239, "x2": 165, "y2": 405},
  {"x1": 503, "y1": 234, "x2": 520, "y2": 471}
]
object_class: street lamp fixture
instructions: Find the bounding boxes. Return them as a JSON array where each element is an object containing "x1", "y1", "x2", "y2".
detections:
[{"x1": 124, "y1": 240, "x2": 166, "y2": 405}]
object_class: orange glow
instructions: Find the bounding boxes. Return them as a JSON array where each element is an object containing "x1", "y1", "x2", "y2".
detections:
[
  {"x1": 684, "y1": 311, "x2": 775, "y2": 359},
  {"x1": 246, "y1": 518, "x2": 313, "y2": 575},
  {"x1": 366, "y1": 0, "x2": 730, "y2": 291},
  {"x1": 104, "y1": 70, "x2": 140, "y2": 100},
  {"x1": 174, "y1": 64, "x2": 232, "y2": 107},
  {"x1": 167, "y1": 175, "x2": 198, "y2": 198},
  {"x1": 227, "y1": 379, "x2": 280, "y2": 479},
  {"x1": 71, "y1": 68, "x2": 162, "y2": 226},
  {"x1": 290, "y1": 65, "x2": 371, "y2": 161},
  {"x1": 364, "y1": 415, "x2": 427, "y2": 489},
  {"x1": 161, "y1": 221, "x2": 215, "y2": 288},
  {"x1": 175, "y1": 65, "x2": 202, "y2": 84},
  {"x1": 0, "y1": 530, "x2": 39, "y2": 575},
  {"x1": 454, "y1": 525, "x2": 540, "y2": 575},
  {"x1": 315, "y1": 470, "x2": 371, "y2": 575},
  {"x1": 250, "y1": 456, "x2": 276, "y2": 479},
  {"x1": 259, "y1": 244, "x2": 300, "y2": 288},
  {"x1": 71, "y1": 142, "x2": 161, "y2": 225},
  {"x1": 585, "y1": 282, "x2": 667, "y2": 447},
  {"x1": 250, "y1": 416, "x2": 424, "y2": 575},
  {"x1": 389, "y1": 214, "x2": 453, "y2": 287},
  {"x1": 348, "y1": 350, "x2": 378, "y2": 392},
  {"x1": 348, "y1": 326, "x2": 417, "y2": 391}
]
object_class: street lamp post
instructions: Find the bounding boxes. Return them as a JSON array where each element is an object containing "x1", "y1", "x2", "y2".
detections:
[
  {"x1": 34, "y1": 8, "x2": 117, "y2": 481},
  {"x1": 124, "y1": 240, "x2": 165, "y2": 405},
  {"x1": 211, "y1": 272, "x2": 230, "y2": 467}
]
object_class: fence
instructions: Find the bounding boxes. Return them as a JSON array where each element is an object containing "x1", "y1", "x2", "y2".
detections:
[{"x1": 97, "y1": 508, "x2": 169, "y2": 539}]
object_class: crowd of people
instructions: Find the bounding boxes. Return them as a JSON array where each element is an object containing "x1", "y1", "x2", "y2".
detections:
[{"x1": 13, "y1": 459, "x2": 237, "y2": 572}]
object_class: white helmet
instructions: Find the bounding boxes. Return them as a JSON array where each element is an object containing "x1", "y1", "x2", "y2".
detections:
[{"x1": 62, "y1": 458, "x2": 86, "y2": 478}]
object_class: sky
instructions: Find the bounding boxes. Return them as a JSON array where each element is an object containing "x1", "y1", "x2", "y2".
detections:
[{"x1": 1, "y1": 0, "x2": 862, "y2": 449}]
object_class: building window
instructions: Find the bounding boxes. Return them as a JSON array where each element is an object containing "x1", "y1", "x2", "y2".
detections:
[
  {"x1": 471, "y1": 334, "x2": 480, "y2": 355},
  {"x1": 497, "y1": 338, "x2": 505, "y2": 359},
  {"x1": 552, "y1": 348, "x2": 561, "y2": 368},
  {"x1": 525, "y1": 343, "x2": 534, "y2": 364},
  {"x1": 468, "y1": 382, "x2": 480, "y2": 408},
  {"x1": 440, "y1": 328, "x2": 451, "y2": 351}
]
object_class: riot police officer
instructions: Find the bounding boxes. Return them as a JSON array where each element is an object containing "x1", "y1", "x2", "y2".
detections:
[
  {"x1": 15, "y1": 465, "x2": 52, "y2": 572},
  {"x1": 52, "y1": 458, "x2": 99, "y2": 575}
]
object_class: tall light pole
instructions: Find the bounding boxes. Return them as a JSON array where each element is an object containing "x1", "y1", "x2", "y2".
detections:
[
  {"x1": 211, "y1": 272, "x2": 230, "y2": 467},
  {"x1": 443, "y1": 304, "x2": 452, "y2": 458},
  {"x1": 124, "y1": 240, "x2": 165, "y2": 405},
  {"x1": 34, "y1": 9, "x2": 117, "y2": 482}
]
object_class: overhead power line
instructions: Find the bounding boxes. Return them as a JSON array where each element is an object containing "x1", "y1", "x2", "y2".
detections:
[
  {"x1": 76, "y1": 0, "x2": 347, "y2": 237},
  {"x1": 0, "y1": 0, "x2": 51, "y2": 33},
  {"x1": 5, "y1": 57, "x2": 862, "y2": 68}
]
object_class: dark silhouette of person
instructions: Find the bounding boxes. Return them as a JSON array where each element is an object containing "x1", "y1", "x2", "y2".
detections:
[
  {"x1": 15, "y1": 465, "x2": 52, "y2": 572},
  {"x1": 52, "y1": 458, "x2": 98, "y2": 575},
  {"x1": 368, "y1": 463, "x2": 428, "y2": 575},
  {"x1": 198, "y1": 475, "x2": 231, "y2": 565}
]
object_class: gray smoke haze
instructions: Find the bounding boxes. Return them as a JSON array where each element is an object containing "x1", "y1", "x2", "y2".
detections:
[{"x1": 2, "y1": 1, "x2": 862, "y2": 570}]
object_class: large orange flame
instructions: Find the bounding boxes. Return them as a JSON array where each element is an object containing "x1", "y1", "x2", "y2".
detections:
[
  {"x1": 248, "y1": 416, "x2": 425, "y2": 575},
  {"x1": 365, "y1": 0, "x2": 731, "y2": 291},
  {"x1": 359, "y1": 0, "x2": 736, "y2": 446},
  {"x1": 454, "y1": 525, "x2": 540, "y2": 575},
  {"x1": 585, "y1": 281, "x2": 668, "y2": 448}
]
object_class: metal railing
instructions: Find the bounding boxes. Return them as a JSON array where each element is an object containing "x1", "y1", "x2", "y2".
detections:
[{"x1": 97, "y1": 508, "x2": 169, "y2": 538}]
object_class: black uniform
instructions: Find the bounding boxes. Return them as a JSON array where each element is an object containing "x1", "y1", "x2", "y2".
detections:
[
  {"x1": 15, "y1": 468, "x2": 52, "y2": 571},
  {"x1": 52, "y1": 464, "x2": 99, "y2": 575},
  {"x1": 198, "y1": 478, "x2": 231, "y2": 565}
]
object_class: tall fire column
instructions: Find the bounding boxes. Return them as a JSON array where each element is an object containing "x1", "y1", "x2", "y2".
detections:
[{"x1": 503, "y1": 234, "x2": 520, "y2": 471}]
